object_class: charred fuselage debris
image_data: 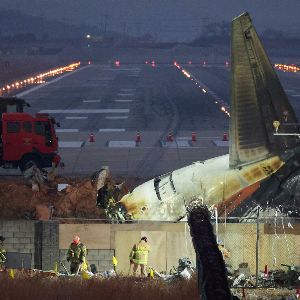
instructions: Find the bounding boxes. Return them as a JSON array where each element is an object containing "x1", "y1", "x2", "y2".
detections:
[{"x1": 94, "y1": 167, "x2": 130, "y2": 221}]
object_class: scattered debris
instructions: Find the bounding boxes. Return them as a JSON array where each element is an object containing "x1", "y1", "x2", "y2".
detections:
[
  {"x1": 23, "y1": 164, "x2": 46, "y2": 192},
  {"x1": 57, "y1": 184, "x2": 69, "y2": 192},
  {"x1": 150, "y1": 257, "x2": 195, "y2": 282}
]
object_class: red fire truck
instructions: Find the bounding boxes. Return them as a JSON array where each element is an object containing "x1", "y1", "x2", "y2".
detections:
[{"x1": 0, "y1": 97, "x2": 60, "y2": 171}]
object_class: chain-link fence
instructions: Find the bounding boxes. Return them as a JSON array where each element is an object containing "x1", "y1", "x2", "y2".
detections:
[
  {"x1": 54, "y1": 214, "x2": 300, "y2": 287},
  {"x1": 212, "y1": 216, "x2": 300, "y2": 288}
]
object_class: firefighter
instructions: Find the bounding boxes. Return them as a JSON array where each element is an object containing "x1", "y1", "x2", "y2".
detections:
[
  {"x1": 217, "y1": 240, "x2": 230, "y2": 260},
  {"x1": 129, "y1": 236, "x2": 150, "y2": 276},
  {"x1": 66, "y1": 235, "x2": 88, "y2": 274},
  {"x1": 0, "y1": 236, "x2": 6, "y2": 269}
]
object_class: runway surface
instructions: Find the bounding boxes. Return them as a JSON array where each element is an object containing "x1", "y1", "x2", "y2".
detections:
[{"x1": 2, "y1": 56, "x2": 300, "y2": 178}]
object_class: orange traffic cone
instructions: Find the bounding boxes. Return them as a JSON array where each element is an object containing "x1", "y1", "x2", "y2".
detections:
[
  {"x1": 167, "y1": 130, "x2": 173, "y2": 142},
  {"x1": 222, "y1": 132, "x2": 228, "y2": 141},
  {"x1": 191, "y1": 132, "x2": 196, "y2": 142},
  {"x1": 89, "y1": 132, "x2": 95, "y2": 142},
  {"x1": 135, "y1": 131, "x2": 141, "y2": 143}
]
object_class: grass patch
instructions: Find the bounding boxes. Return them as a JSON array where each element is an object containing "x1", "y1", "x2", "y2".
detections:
[{"x1": 0, "y1": 272, "x2": 199, "y2": 300}]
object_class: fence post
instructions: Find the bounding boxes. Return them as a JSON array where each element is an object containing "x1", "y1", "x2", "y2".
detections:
[{"x1": 255, "y1": 207, "x2": 260, "y2": 287}]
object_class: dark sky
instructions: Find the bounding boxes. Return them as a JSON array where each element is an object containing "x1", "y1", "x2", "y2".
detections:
[{"x1": 1, "y1": 0, "x2": 299, "y2": 40}]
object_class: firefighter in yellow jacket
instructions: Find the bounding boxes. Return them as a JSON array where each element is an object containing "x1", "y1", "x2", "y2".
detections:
[{"x1": 129, "y1": 236, "x2": 150, "y2": 276}]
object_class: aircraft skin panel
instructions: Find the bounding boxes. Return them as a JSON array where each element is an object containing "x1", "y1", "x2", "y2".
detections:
[
  {"x1": 120, "y1": 155, "x2": 284, "y2": 221},
  {"x1": 229, "y1": 12, "x2": 299, "y2": 168},
  {"x1": 216, "y1": 182, "x2": 261, "y2": 217}
]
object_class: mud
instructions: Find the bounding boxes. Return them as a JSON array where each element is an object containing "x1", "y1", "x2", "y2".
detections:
[
  {"x1": 0, "y1": 176, "x2": 144, "y2": 220},
  {"x1": 0, "y1": 177, "x2": 102, "y2": 220}
]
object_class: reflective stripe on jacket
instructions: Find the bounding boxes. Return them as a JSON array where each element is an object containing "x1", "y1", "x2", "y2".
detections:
[
  {"x1": 0, "y1": 246, "x2": 6, "y2": 264},
  {"x1": 129, "y1": 240, "x2": 150, "y2": 265}
]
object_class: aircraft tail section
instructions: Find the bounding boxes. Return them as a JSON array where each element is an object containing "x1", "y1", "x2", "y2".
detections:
[{"x1": 229, "y1": 12, "x2": 299, "y2": 168}]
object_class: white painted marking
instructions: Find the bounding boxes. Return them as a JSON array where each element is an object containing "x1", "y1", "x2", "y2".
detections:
[
  {"x1": 108, "y1": 141, "x2": 136, "y2": 148},
  {"x1": 99, "y1": 128, "x2": 126, "y2": 132},
  {"x1": 39, "y1": 109, "x2": 129, "y2": 114},
  {"x1": 56, "y1": 129, "x2": 79, "y2": 133},
  {"x1": 59, "y1": 141, "x2": 84, "y2": 148},
  {"x1": 118, "y1": 93, "x2": 135, "y2": 96},
  {"x1": 213, "y1": 140, "x2": 229, "y2": 147},
  {"x1": 83, "y1": 100, "x2": 101, "y2": 103},
  {"x1": 160, "y1": 140, "x2": 191, "y2": 148},
  {"x1": 65, "y1": 116, "x2": 88, "y2": 120},
  {"x1": 105, "y1": 116, "x2": 129, "y2": 120},
  {"x1": 114, "y1": 100, "x2": 134, "y2": 103},
  {"x1": 128, "y1": 75, "x2": 139, "y2": 77},
  {"x1": 15, "y1": 65, "x2": 91, "y2": 97},
  {"x1": 291, "y1": 95, "x2": 300, "y2": 97},
  {"x1": 285, "y1": 89, "x2": 295, "y2": 92},
  {"x1": 120, "y1": 88, "x2": 136, "y2": 91}
]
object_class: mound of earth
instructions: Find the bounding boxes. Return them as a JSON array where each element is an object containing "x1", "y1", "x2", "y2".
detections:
[{"x1": 0, "y1": 175, "x2": 146, "y2": 221}]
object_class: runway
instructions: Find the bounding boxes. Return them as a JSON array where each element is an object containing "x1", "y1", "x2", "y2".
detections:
[{"x1": 2, "y1": 56, "x2": 300, "y2": 178}]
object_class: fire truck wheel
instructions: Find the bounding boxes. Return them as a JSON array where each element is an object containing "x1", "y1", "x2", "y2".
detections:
[{"x1": 19, "y1": 155, "x2": 42, "y2": 172}]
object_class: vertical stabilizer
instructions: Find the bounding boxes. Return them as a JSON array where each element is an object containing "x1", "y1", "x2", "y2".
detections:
[{"x1": 229, "y1": 12, "x2": 299, "y2": 168}]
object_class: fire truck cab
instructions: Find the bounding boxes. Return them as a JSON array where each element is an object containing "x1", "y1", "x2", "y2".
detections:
[{"x1": 0, "y1": 97, "x2": 60, "y2": 171}]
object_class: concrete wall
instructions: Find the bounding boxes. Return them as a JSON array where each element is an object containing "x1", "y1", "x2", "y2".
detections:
[
  {"x1": 59, "y1": 249, "x2": 114, "y2": 272},
  {"x1": 1, "y1": 220, "x2": 299, "y2": 274},
  {"x1": 0, "y1": 220, "x2": 35, "y2": 268},
  {"x1": 59, "y1": 223, "x2": 196, "y2": 273},
  {"x1": 58, "y1": 222, "x2": 300, "y2": 274},
  {"x1": 111, "y1": 223, "x2": 196, "y2": 274},
  {"x1": 37, "y1": 221, "x2": 59, "y2": 271}
]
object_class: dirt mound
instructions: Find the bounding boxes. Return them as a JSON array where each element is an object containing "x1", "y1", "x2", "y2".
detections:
[
  {"x1": 0, "y1": 174, "x2": 146, "y2": 220},
  {"x1": 0, "y1": 178, "x2": 104, "y2": 220}
]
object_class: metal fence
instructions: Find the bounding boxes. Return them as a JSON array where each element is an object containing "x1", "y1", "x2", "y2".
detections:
[
  {"x1": 212, "y1": 215, "x2": 300, "y2": 288},
  {"x1": 54, "y1": 214, "x2": 300, "y2": 287}
]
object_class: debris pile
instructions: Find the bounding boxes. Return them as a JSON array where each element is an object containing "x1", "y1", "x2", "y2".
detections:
[
  {"x1": 229, "y1": 263, "x2": 300, "y2": 289},
  {"x1": 0, "y1": 178, "x2": 100, "y2": 220},
  {"x1": 0, "y1": 165, "x2": 151, "y2": 221},
  {"x1": 150, "y1": 257, "x2": 195, "y2": 281}
]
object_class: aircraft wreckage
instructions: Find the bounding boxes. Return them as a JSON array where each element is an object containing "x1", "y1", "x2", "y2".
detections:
[
  {"x1": 95, "y1": 12, "x2": 300, "y2": 299},
  {"x1": 97, "y1": 12, "x2": 300, "y2": 221}
]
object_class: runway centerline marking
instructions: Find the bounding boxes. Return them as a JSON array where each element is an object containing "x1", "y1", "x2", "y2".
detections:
[
  {"x1": 120, "y1": 88, "x2": 136, "y2": 91},
  {"x1": 83, "y1": 100, "x2": 101, "y2": 103},
  {"x1": 15, "y1": 65, "x2": 91, "y2": 97},
  {"x1": 118, "y1": 93, "x2": 135, "y2": 96},
  {"x1": 108, "y1": 141, "x2": 136, "y2": 148},
  {"x1": 65, "y1": 116, "x2": 88, "y2": 120},
  {"x1": 105, "y1": 116, "x2": 129, "y2": 120},
  {"x1": 59, "y1": 141, "x2": 84, "y2": 148},
  {"x1": 39, "y1": 109, "x2": 130, "y2": 114},
  {"x1": 114, "y1": 100, "x2": 134, "y2": 102},
  {"x1": 99, "y1": 128, "x2": 126, "y2": 132},
  {"x1": 56, "y1": 129, "x2": 79, "y2": 133}
]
